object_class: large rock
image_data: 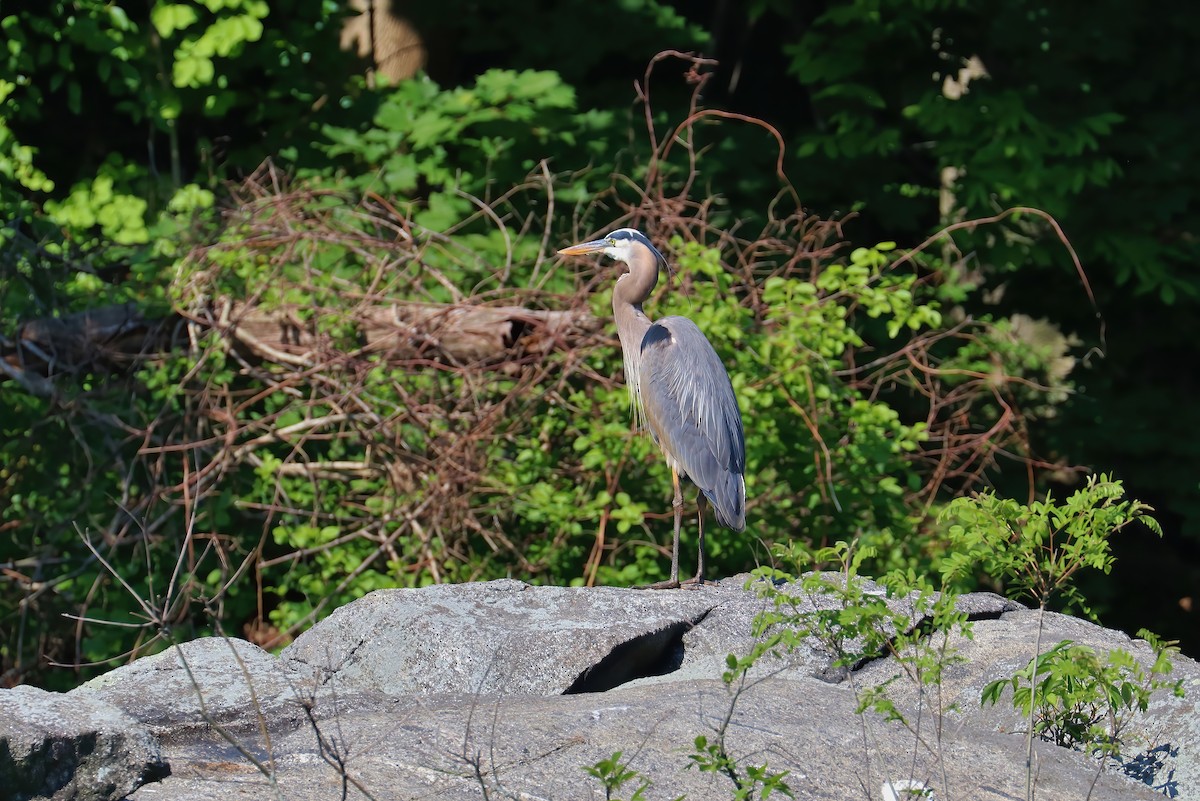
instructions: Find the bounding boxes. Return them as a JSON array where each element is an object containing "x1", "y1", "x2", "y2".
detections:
[
  {"x1": 280, "y1": 578, "x2": 724, "y2": 696},
  {"x1": 0, "y1": 685, "x2": 166, "y2": 801},
  {"x1": 118, "y1": 677, "x2": 1162, "y2": 801},
  {"x1": 2, "y1": 576, "x2": 1194, "y2": 801},
  {"x1": 73, "y1": 636, "x2": 316, "y2": 736},
  {"x1": 278, "y1": 574, "x2": 1019, "y2": 697}
]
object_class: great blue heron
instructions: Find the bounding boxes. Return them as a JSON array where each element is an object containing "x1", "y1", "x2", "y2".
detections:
[{"x1": 558, "y1": 228, "x2": 746, "y2": 588}]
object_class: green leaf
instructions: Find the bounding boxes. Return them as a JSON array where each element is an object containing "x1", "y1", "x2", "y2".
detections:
[{"x1": 151, "y1": 4, "x2": 200, "y2": 38}]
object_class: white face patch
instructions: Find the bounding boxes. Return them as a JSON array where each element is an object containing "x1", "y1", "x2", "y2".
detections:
[
  {"x1": 603, "y1": 238, "x2": 638, "y2": 264},
  {"x1": 602, "y1": 228, "x2": 665, "y2": 271},
  {"x1": 603, "y1": 229, "x2": 650, "y2": 263}
]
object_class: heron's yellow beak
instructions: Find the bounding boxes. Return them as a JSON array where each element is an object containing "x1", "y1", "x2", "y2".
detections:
[{"x1": 556, "y1": 239, "x2": 608, "y2": 256}]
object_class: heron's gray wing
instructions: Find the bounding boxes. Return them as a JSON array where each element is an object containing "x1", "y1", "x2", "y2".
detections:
[{"x1": 638, "y1": 316, "x2": 746, "y2": 531}]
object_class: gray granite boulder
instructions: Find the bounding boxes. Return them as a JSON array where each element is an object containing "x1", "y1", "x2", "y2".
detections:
[{"x1": 1, "y1": 575, "x2": 1194, "y2": 801}]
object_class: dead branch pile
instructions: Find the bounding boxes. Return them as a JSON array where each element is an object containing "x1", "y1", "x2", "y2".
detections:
[{"x1": 1, "y1": 288, "x2": 600, "y2": 391}]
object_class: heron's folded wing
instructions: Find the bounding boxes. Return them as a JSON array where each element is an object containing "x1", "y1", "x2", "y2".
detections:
[{"x1": 638, "y1": 317, "x2": 746, "y2": 530}]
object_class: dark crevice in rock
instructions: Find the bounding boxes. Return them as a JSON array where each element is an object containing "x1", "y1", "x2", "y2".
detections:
[
  {"x1": 142, "y1": 757, "x2": 173, "y2": 787},
  {"x1": 564, "y1": 608, "x2": 715, "y2": 694},
  {"x1": 829, "y1": 594, "x2": 1025, "y2": 683}
]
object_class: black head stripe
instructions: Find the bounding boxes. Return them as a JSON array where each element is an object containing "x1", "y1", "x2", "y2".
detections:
[{"x1": 608, "y1": 228, "x2": 666, "y2": 269}]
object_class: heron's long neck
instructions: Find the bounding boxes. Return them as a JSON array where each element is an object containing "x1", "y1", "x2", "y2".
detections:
[
  {"x1": 612, "y1": 256, "x2": 658, "y2": 424},
  {"x1": 612, "y1": 257, "x2": 658, "y2": 352}
]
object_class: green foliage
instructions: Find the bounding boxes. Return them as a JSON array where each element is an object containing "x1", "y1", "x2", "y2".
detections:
[
  {"x1": 782, "y1": 0, "x2": 1197, "y2": 303},
  {"x1": 657, "y1": 234, "x2": 1065, "y2": 582},
  {"x1": 0, "y1": 142, "x2": 1073, "y2": 684},
  {"x1": 940, "y1": 474, "x2": 1161, "y2": 613},
  {"x1": 0, "y1": 78, "x2": 53, "y2": 194},
  {"x1": 740, "y1": 526, "x2": 1183, "y2": 793},
  {"x1": 939, "y1": 477, "x2": 1182, "y2": 780},
  {"x1": 749, "y1": 244, "x2": 933, "y2": 533},
  {"x1": 0, "y1": 0, "x2": 1126, "y2": 689},
  {"x1": 774, "y1": 0, "x2": 1200, "y2": 576},
  {"x1": 583, "y1": 751, "x2": 654, "y2": 801},
  {"x1": 750, "y1": 542, "x2": 971, "y2": 727},
  {"x1": 684, "y1": 650, "x2": 794, "y2": 801},
  {"x1": 982, "y1": 632, "x2": 1185, "y2": 760},
  {"x1": 161, "y1": 1, "x2": 269, "y2": 95},
  {"x1": 318, "y1": 68, "x2": 617, "y2": 239},
  {"x1": 44, "y1": 155, "x2": 151, "y2": 246},
  {"x1": 0, "y1": 1, "x2": 360, "y2": 199},
  {"x1": 688, "y1": 732, "x2": 793, "y2": 800},
  {"x1": 403, "y1": 0, "x2": 707, "y2": 93}
]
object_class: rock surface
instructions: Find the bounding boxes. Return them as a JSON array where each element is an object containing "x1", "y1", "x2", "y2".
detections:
[
  {"x1": 1, "y1": 575, "x2": 1195, "y2": 800},
  {"x1": 0, "y1": 685, "x2": 167, "y2": 801},
  {"x1": 74, "y1": 636, "x2": 316, "y2": 736}
]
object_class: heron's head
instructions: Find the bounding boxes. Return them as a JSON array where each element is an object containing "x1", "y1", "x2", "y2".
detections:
[{"x1": 557, "y1": 228, "x2": 666, "y2": 272}]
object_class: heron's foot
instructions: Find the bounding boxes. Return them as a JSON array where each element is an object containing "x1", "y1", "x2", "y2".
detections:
[
  {"x1": 681, "y1": 575, "x2": 707, "y2": 588},
  {"x1": 635, "y1": 578, "x2": 681, "y2": 590}
]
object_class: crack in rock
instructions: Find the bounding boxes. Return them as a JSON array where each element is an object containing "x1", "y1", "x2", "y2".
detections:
[
  {"x1": 564, "y1": 608, "x2": 715, "y2": 694},
  {"x1": 834, "y1": 592, "x2": 1026, "y2": 682}
]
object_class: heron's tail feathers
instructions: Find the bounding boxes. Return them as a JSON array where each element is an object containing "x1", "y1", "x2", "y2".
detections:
[{"x1": 705, "y1": 472, "x2": 746, "y2": 532}]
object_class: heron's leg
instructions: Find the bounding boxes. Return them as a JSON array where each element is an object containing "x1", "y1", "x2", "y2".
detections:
[
  {"x1": 636, "y1": 467, "x2": 683, "y2": 590},
  {"x1": 683, "y1": 494, "x2": 708, "y2": 586},
  {"x1": 669, "y1": 466, "x2": 682, "y2": 585}
]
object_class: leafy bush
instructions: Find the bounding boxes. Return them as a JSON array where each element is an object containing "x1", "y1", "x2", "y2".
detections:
[
  {"x1": 940, "y1": 474, "x2": 1161, "y2": 614},
  {"x1": 983, "y1": 633, "x2": 1184, "y2": 761},
  {"x1": 736, "y1": 475, "x2": 1180, "y2": 795},
  {"x1": 2, "y1": 35, "x2": 1081, "y2": 688}
]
